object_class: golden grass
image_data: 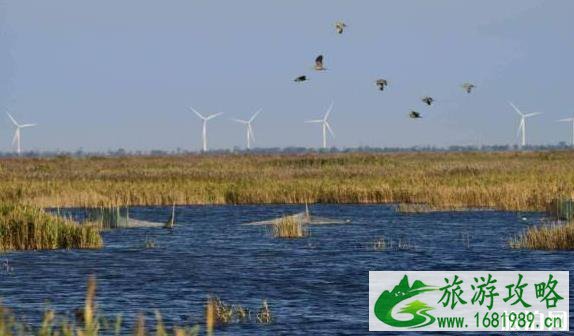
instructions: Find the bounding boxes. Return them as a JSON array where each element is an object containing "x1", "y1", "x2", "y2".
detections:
[
  {"x1": 0, "y1": 151, "x2": 573, "y2": 211},
  {"x1": 270, "y1": 216, "x2": 309, "y2": 238},
  {"x1": 0, "y1": 204, "x2": 102, "y2": 251},
  {"x1": 510, "y1": 221, "x2": 574, "y2": 250},
  {"x1": 205, "y1": 297, "x2": 250, "y2": 327}
]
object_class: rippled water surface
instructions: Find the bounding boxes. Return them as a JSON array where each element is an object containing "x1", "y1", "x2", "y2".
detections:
[{"x1": 1, "y1": 205, "x2": 572, "y2": 335}]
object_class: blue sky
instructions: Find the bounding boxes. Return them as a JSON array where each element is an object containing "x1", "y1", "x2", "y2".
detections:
[{"x1": 0, "y1": 0, "x2": 573, "y2": 151}]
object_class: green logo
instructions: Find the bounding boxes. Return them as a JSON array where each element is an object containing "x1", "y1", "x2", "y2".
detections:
[{"x1": 374, "y1": 275, "x2": 437, "y2": 328}]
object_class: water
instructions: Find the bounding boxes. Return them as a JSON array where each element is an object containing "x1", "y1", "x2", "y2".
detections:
[{"x1": 1, "y1": 205, "x2": 572, "y2": 335}]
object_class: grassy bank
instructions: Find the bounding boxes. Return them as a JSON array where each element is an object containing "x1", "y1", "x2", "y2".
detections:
[
  {"x1": 0, "y1": 204, "x2": 102, "y2": 251},
  {"x1": 0, "y1": 151, "x2": 573, "y2": 210}
]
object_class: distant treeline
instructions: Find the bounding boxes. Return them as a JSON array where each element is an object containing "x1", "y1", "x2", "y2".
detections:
[{"x1": 0, "y1": 143, "x2": 573, "y2": 158}]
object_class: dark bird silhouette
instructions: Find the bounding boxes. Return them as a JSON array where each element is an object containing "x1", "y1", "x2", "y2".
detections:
[
  {"x1": 375, "y1": 79, "x2": 388, "y2": 91},
  {"x1": 314, "y1": 55, "x2": 326, "y2": 71},
  {"x1": 294, "y1": 75, "x2": 307, "y2": 82},
  {"x1": 335, "y1": 21, "x2": 347, "y2": 34},
  {"x1": 74, "y1": 308, "x2": 84, "y2": 323},
  {"x1": 409, "y1": 111, "x2": 422, "y2": 119},
  {"x1": 421, "y1": 96, "x2": 434, "y2": 106},
  {"x1": 462, "y1": 83, "x2": 475, "y2": 94}
]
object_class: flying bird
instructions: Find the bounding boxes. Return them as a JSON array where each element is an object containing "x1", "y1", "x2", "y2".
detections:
[
  {"x1": 335, "y1": 21, "x2": 347, "y2": 34},
  {"x1": 375, "y1": 79, "x2": 388, "y2": 91},
  {"x1": 409, "y1": 111, "x2": 422, "y2": 119},
  {"x1": 421, "y1": 96, "x2": 434, "y2": 106},
  {"x1": 294, "y1": 75, "x2": 307, "y2": 82},
  {"x1": 314, "y1": 55, "x2": 326, "y2": 71},
  {"x1": 462, "y1": 83, "x2": 475, "y2": 94}
]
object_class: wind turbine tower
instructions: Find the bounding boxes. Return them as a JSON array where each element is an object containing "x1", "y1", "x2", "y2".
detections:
[
  {"x1": 305, "y1": 101, "x2": 335, "y2": 149},
  {"x1": 232, "y1": 109, "x2": 262, "y2": 150},
  {"x1": 509, "y1": 102, "x2": 541, "y2": 147},
  {"x1": 557, "y1": 117, "x2": 574, "y2": 146},
  {"x1": 7, "y1": 113, "x2": 37, "y2": 155},
  {"x1": 190, "y1": 107, "x2": 223, "y2": 152}
]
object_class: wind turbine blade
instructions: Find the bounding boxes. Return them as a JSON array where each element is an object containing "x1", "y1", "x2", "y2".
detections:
[
  {"x1": 206, "y1": 112, "x2": 223, "y2": 120},
  {"x1": 11, "y1": 131, "x2": 18, "y2": 145},
  {"x1": 190, "y1": 107, "x2": 205, "y2": 120},
  {"x1": 231, "y1": 118, "x2": 248, "y2": 124},
  {"x1": 324, "y1": 101, "x2": 334, "y2": 120},
  {"x1": 509, "y1": 102, "x2": 523, "y2": 116},
  {"x1": 249, "y1": 109, "x2": 262, "y2": 123},
  {"x1": 6, "y1": 112, "x2": 19, "y2": 127},
  {"x1": 557, "y1": 118, "x2": 574, "y2": 122},
  {"x1": 516, "y1": 119, "x2": 524, "y2": 138},
  {"x1": 524, "y1": 112, "x2": 541, "y2": 118},
  {"x1": 19, "y1": 123, "x2": 37, "y2": 128},
  {"x1": 325, "y1": 121, "x2": 335, "y2": 137},
  {"x1": 305, "y1": 120, "x2": 323, "y2": 123}
]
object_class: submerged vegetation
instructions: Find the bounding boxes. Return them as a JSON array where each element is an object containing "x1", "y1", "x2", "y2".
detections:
[
  {"x1": 0, "y1": 151, "x2": 572, "y2": 211},
  {"x1": 0, "y1": 276, "x2": 271, "y2": 335},
  {"x1": 0, "y1": 276, "x2": 201, "y2": 335},
  {"x1": 0, "y1": 204, "x2": 102, "y2": 251},
  {"x1": 511, "y1": 221, "x2": 574, "y2": 250}
]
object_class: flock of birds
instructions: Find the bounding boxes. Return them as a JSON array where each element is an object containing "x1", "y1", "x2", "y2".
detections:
[
  {"x1": 293, "y1": 21, "x2": 476, "y2": 120},
  {"x1": 6, "y1": 20, "x2": 573, "y2": 153}
]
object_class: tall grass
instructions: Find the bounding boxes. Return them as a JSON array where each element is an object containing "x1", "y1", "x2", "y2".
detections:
[
  {"x1": 0, "y1": 151, "x2": 573, "y2": 210},
  {"x1": 0, "y1": 204, "x2": 102, "y2": 251},
  {"x1": 510, "y1": 221, "x2": 574, "y2": 250}
]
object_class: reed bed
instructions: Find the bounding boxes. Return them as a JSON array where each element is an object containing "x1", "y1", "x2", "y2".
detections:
[
  {"x1": 206, "y1": 297, "x2": 251, "y2": 327},
  {"x1": 0, "y1": 204, "x2": 102, "y2": 251},
  {"x1": 0, "y1": 151, "x2": 573, "y2": 211},
  {"x1": 269, "y1": 216, "x2": 309, "y2": 238},
  {"x1": 510, "y1": 221, "x2": 574, "y2": 250}
]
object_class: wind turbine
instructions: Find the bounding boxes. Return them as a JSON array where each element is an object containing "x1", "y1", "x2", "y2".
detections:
[
  {"x1": 557, "y1": 117, "x2": 574, "y2": 146},
  {"x1": 190, "y1": 106, "x2": 223, "y2": 152},
  {"x1": 509, "y1": 102, "x2": 541, "y2": 147},
  {"x1": 231, "y1": 109, "x2": 262, "y2": 150},
  {"x1": 7, "y1": 113, "x2": 36, "y2": 155},
  {"x1": 305, "y1": 101, "x2": 335, "y2": 149}
]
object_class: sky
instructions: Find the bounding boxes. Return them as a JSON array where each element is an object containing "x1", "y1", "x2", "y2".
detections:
[{"x1": 0, "y1": 0, "x2": 573, "y2": 152}]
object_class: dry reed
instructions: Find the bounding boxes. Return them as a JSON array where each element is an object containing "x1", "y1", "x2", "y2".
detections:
[
  {"x1": 0, "y1": 204, "x2": 102, "y2": 251},
  {"x1": 510, "y1": 221, "x2": 574, "y2": 250},
  {"x1": 0, "y1": 151, "x2": 572, "y2": 211},
  {"x1": 270, "y1": 216, "x2": 309, "y2": 238}
]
